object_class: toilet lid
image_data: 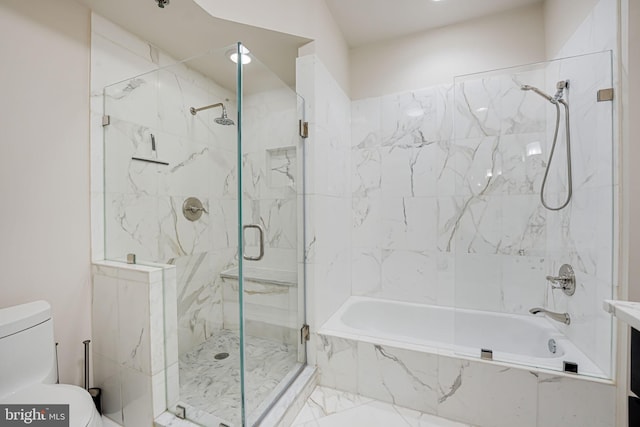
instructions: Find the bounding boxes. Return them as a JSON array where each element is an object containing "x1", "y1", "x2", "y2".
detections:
[{"x1": 1, "y1": 383, "x2": 101, "y2": 427}]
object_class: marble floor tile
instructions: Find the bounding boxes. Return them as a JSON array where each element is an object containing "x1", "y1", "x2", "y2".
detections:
[
  {"x1": 179, "y1": 329, "x2": 298, "y2": 426},
  {"x1": 291, "y1": 386, "x2": 475, "y2": 427}
]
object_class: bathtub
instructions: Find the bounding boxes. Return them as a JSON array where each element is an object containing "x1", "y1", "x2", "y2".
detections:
[{"x1": 320, "y1": 296, "x2": 604, "y2": 378}]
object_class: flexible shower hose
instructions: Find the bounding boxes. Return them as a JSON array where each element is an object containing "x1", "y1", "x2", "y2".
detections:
[{"x1": 539, "y1": 99, "x2": 572, "y2": 211}]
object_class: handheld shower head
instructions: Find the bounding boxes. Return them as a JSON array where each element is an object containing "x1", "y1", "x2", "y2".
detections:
[
  {"x1": 520, "y1": 80, "x2": 569, "y2": 104},
  {"x1": 520, "y1": 84, "x2": 554, "y2": 102}
]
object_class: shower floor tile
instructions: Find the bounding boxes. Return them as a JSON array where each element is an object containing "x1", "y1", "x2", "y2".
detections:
[
  {"x1": 179, "y1": 329, "x2": 298, "y2": 426},
  {"x1": 291, "y1": 386, "x2": 475, "y2": 427}
]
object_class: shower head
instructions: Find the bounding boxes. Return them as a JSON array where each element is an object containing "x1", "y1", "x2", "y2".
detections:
[
  {"x1": 520, "y1": 80, "x2": 568, "y2": 104},
  {"x1": 214, "y1": 108, "x2": 235, "y2": 126},
  {"x1": 190, "y1": 102, "x2": 235, "y2": 126},
  {"x1": 520, "y1": 84, "x2": 554, "y2": 102}
]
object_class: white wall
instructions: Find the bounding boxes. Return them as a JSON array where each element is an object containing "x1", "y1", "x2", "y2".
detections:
[
  {"x1": 0, "y1": 0, "x2": 91, "y2": 386},
  {"x1": 544, "y1": 0, "x2": 601, "y2": 58},
  {"x1": 350, "y1": 4, "x2": 546, "y2": 100},
  {"x1": 193, "y1": 0, "x2": 350, "y2": 95}
]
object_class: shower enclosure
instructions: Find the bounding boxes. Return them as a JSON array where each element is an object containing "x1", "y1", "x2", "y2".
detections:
[
  {"x1": 451, "y1": 50, "x2": 615, "y2": 378},
  {"x1": 102, "y1": 43, "x2": 307, "y2": 426}
]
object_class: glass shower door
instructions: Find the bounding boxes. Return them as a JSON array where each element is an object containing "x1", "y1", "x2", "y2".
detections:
[
  {"x1": 103, "y1": 44, "x2": 245, "y2": 427},
  {"x1": 237, "y1": 45, "x2": 307, "y2": 425},
  {"x1": 451, "y1": 51, "x2": 614, "y2": 379},
  {"x1": 102, "y1": 41, "x2": 306, "y2": 426}
]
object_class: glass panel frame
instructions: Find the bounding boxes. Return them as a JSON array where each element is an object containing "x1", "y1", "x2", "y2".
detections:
[
  {"x1": 103, "y1": 43, "x2": 245, "y2": 426},
  {"x1": 452, "y1": 51, "x2": 615, "y2": 380},
  {"x1": 237, "y1": 43, "x2": 308, "y2": 426}
]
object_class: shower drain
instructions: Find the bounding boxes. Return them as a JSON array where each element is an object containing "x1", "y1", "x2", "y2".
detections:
[{"x1": 214, "y1": 352, "x2": 229, "y2": 360}]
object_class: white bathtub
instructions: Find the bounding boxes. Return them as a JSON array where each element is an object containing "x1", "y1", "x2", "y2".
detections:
[{"x1": 320, "y1": 296, "x2": 604, "y2": 378}]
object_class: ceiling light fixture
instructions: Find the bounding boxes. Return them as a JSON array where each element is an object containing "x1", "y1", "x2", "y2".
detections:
[{"x1": 228, "y1": 46, "x2": 251, "y2": 64}]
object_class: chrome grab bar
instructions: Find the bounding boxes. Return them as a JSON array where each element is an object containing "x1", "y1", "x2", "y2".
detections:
[{"x1": 243, "y1": 224, "x2": 265, "y2": 261}]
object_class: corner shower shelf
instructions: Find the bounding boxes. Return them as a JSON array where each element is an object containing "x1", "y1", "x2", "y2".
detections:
[{"x1": 220, "y1": 267, "x2": 297, "y2": 287}]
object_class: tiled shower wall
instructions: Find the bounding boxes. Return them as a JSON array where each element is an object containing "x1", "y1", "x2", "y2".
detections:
[
  {"x1": 92, "y1": 12, "x2": 238, "y2": 356},
  {"x1": 348, "y1": 0, "x2": 617, "y2": 378},
  {"x1": 91, "y1": 14, "x2": 300, "y2": 360},
  {"x1": 296, "y1": 55, "x2": 353, "y2": 338}
]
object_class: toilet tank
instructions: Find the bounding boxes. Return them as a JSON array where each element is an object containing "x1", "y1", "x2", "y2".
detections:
[{"x1": 0, "y1": 301, "x2": 57, "y2": 399}]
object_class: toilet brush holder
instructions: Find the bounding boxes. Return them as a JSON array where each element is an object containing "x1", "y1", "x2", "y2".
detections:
[{"x1": 83, "y1": 340, "x2": 103, "y2": 414}]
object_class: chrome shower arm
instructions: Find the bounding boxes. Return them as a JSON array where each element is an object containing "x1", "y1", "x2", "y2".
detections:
[{"x1": 190, "y1": 102, "x2": 225, "y2": 115}]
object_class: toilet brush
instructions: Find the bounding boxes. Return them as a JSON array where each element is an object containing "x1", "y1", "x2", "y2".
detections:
[{"x1": 83, "y1": 340, "x2": 102, "y2": 414}]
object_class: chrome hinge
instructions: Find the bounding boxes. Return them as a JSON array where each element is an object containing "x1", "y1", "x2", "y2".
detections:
[
  {"x1": 175, "y1": 404, "x2": 186, "y2": 419},
  {"x1": 299, "y1": 120, "x2": 309, "y2": 139},
  {"x1": 300, "y1": 324, "x2": 310, "y2": 344},
  {"x1": 597, "y1": 88, "x2": 614, "y2": 102},
  {"x1": 102, "y1": 115, "x2": 111, "y2": 126}
]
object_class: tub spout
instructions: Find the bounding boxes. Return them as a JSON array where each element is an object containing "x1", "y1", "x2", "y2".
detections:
[{"x1": 529, "y1": 307, "x2": 571, "y2": 325}]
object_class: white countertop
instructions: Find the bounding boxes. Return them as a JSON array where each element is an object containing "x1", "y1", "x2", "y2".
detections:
[{"x1": 603, "y1": 299, "x2": 640, "y2": 330}]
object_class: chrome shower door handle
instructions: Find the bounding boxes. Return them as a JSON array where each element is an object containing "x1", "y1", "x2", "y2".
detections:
[{"x1": 242, "y1": 224, "x2": 265, "y2": 261}]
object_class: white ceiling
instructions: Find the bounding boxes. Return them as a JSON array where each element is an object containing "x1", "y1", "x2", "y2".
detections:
[
  {"x1": 77, "y1": 0, "x2": 311, "y2": 92},
  {"x1": 78, "y1": 0, "x2": 544, "y2": 91},
  {"x1": 325, "y1": 0, "x2": 543, "y2": 48}
]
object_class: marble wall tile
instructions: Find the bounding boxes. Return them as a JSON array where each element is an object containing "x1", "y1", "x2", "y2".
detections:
[
  {"x1": 315, "y1": 329, "x2": 616, "y2": 427},
  {"x1": 351, "y1": 248, "x2": 382, "y2": 297},
  {"x1": 453, "y1": 77, "x2": 502, "y2": 139},
  {"x1": 348, "y1": 19, "x2": 616, "y2": 378},
  {"x1": 351, "y1": 97, "x2": 381, "y2": 149},
  {"x1": 315, "y1": 335, "x2": 358, "y2": 393},
  {"x1": 454, "y1": 254, "x2": 502, "y2": 311},
  {"x1": 536, "y1": 373, "x2": 615, "y2": 427},
  {"x1": 118, "y1": 278, "x2": 151, "y2": 374},
  {"x1": 356, "y1": 342, "x2": 439, "y2": 414},
  {"x1": 93, "y1": 354, "x2": 123, "y2": 425},
  {"x1": 163, "y1": 267, "x2": 179, "y2": 368},
  {"x1": 291, "y1": 385, "x2": 371, "y2": 425},
  {"x1": 92, "y1": 261, "x2": 176, "y2": 426},
  {"x1": 437, "y1": 356, "x2": 538, "y2": 427},
  {"x1": 436, "y1": 253, "x2": 456, "y2": 306},
  {"x1": 149, "y1": 279, "x2": 166, "y2": 375},
  {"x1": 501, "y1": 256, "x2": 546, "y2": 314},
  {"x1": 382, "y1": 197, "x2": 438, "y2": 251},
  {"x1": 151, "y1": 370, "x2": 167, "y2": 419},
  {"x1": 352, "y1": 189, "x2": 382, "y2": 250},
  {"x1": 92, "y1": 273, "x2": 119, "y2": 361},
  {"x1": 380, "y1": 250, "x2": 438, "y2": 304},
  {"x1": 121, "y1": 366, "x2": 154, "y2": 427},
  {"x1": 172, "y1": 252, "x2": 222, "y2": 355},
  {"x1": 500, "y1": 194, "x2": 547, "y2": 257},
  {"x1": 297, "y1": 55, "x2": 352, "y2": 332}
]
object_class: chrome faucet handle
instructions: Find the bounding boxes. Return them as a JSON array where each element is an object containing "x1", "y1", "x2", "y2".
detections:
[
  {"x1": 545, "y1": 264, "x2": 576, "y2": 296},
  {"x1": 182, "y1": 197, "x2": 207, "y2": 222},
  {"x1": 546, "y1": 275, "x2": 571, "y2": 286}
]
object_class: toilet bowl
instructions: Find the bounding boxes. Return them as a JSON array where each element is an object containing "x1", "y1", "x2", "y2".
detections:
[{"x1": 0, "y1": 301, "x2": 103, "y2": 427}]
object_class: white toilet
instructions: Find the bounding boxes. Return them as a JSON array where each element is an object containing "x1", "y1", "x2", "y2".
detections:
[{"x1": 0, "y1": 300, "x2": 103, "y2": 427}]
